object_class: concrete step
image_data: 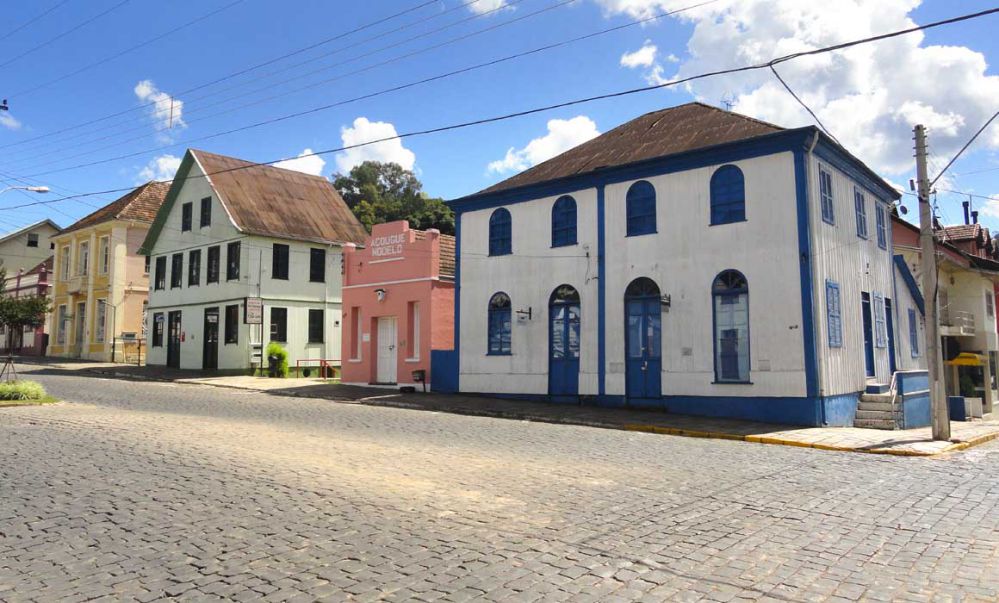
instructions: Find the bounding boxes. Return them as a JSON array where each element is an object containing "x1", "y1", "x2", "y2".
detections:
[
  {"x1": 854, "y1": 418, "x2": 899, "y2": 430},
  {"x1": 856, "y1": 409, "x2": 896, "y2": 420},
  {"x1": 857, "y1": 400, "x2": 894, "y2": 412},
  {"x1": 860, "y1": 393, "x2": 893, "y2": 404},
  {"x1": 865, "y1": 382, "x2": 891, "y2": 394}
]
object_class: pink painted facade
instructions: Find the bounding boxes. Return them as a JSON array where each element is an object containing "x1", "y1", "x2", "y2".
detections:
[
  {"x1": 0, "y1": 257, "x2": 53, "y2": 356},
  {"x1": 340, "y1": 221, "x2": 454, "y2": 387}
]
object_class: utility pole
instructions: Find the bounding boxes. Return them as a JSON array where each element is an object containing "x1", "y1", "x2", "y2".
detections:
[{"x1": 914, "y1": 124, "x2": 950, "y2": 441}]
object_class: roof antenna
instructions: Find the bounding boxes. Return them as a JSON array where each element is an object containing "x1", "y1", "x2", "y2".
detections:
[{"x1": 721, "y1": 94, "x2": 735, "y2": 111}]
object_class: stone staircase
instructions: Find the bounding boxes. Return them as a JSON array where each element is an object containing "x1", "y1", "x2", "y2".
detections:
[{"x1": 854, "y1": 382, "x2": 900, "y2": 430}]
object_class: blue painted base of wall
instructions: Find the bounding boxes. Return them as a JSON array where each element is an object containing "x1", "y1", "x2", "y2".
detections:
[
  {"x1": 429, "y1": 350, "x2": 458, "y2": 393},
  {"x1": 457, "y1": 390, "x2": 860, "y2": 427},
  {"x1": 897, "y1": 371, "x2": 930, "y2": 429}
]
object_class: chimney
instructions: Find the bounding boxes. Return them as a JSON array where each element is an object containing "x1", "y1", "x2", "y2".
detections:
[
  {"x1": 963, "y1": 200, "x2": 971, "y2": 224},
  {"x1": 972, "y1": 210, "x2": 979, "y2": 224}
]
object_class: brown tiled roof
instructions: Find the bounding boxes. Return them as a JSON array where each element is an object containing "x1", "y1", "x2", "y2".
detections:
[
  {"x1": 192, "y1": 149, "x2": 368, "y2": 245},
  {"x1": 413, "y1": 229, "x2": 456, "y2": 278},
  {"x1": 477, "y1": 102, "x2": 784, "y2": 196},
  {"x1": 61, "y1": 181, "x2": 170, "y2": 234},
  {"x1": 938, "y1": 224, "x2": 982, "y2": 242}
]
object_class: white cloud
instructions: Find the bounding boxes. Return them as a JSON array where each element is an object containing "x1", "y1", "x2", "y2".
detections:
[
  {"x1": 137, "y1": 154, "x2": 181, "y2": 183},
  {"x1": 134, "y1": 79, "x2": 185, "y2": 138},
  {"x1": 620, "y1": 41, "x2": 658, "y2": 68},
  {"x1": 602, "y1": 0, "x2": 999, "y2": 176},
  {"x1": 335, "y1": 117, "x2": 416, "y2": 173},
  {"x1": 273, "y1": 148, "x2": 326, "y2": 176},
  {"x1": 0, "y1": 112, "x2": 22, "y2": 131},
  {"x1": 979, "y1": 193, "x2": 999, "y2": 219},
  {"x1": 488, "y1": 116, "x2": 600, "y2": 174},
  {"x1": 467, "y1": 0, "x2": 510, "y2": 15}
]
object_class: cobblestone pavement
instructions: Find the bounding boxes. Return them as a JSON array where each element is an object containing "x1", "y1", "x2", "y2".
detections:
[{"x1": 2, "y1": 366, "x2": 999, "y2": 602}]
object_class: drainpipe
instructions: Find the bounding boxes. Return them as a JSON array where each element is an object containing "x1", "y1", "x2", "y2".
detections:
[{"x1": 805, "y1": 131, "x2": 825, "y2": 423}]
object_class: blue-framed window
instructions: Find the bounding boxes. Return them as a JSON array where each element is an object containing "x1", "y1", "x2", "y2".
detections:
[
  {"x1": 487, "y1": 292, "x2": 512, "y2": 355},
  {"x1": 874, "y1": 294, "x2": 887, "y2": 348},
  {"x1": 551, "y1": 195, "x2": 577, "y2": 247},
  {"x1": 875, "y1": 203, "x2": 887, "y2": 249},
  {"x1": 854, "y1": 188, "x2": 868, "y2": 239},
  {"x1": 712, "y1": 270, "x2": 750, "y2": 383},
  {"x1": 710, "y1": 165, "x2": 746, "y2": 225},
  {"x1": 626, "y1": 180, "x2": 656, "y2": 236},
  {"x1": 489, "y1": 208, "x2": 511, "y2": 256},
  {"x1": 819, "y1": 167, "x2": 835, "y2": 225},
  {"x1": 826, "y1": 280, "x2": 842, "y2": 348},
  {"x1": 908, "y1": 308, "x2": 920, "y2": 357}
]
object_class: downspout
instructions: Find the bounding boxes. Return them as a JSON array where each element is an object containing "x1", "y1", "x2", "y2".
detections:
[{"x1": 805, "y1": 131, "x2": 825, "y2": 424}]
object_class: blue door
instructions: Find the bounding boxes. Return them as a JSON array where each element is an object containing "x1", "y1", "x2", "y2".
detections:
[
  {"x1": 625, "y1": 278, "x2": 662, "y2": 408},
  {"x1": 862, "y1": 292, "x2": 875, "y2": 377},
  {"x1": 549, "y1": 285, "x2": 581, "y2": 401},
  {"x1": 885, "y1": 298, "x2": 897, "y2": 374}
]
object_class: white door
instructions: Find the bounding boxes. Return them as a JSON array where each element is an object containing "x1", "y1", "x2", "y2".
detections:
[{"x1": 376, "y1": 317, "x2": 398, "y2": 384}]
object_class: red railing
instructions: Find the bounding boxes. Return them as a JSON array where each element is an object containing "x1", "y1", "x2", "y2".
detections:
[{"x1": 294, "y1": 358, "x2": 340, "y2": 380}]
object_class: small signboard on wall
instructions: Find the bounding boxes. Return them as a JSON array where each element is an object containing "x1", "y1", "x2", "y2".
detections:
[{"x1": 244, "y1": 297, "x2": 263, "y2": 324}]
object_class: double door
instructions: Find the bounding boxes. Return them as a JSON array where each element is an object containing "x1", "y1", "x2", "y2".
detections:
[
  {"x1": 167, "y1": 311, "x2": 182, "y2": 369},
  {"x1": 625, "y1": 297, "x2": 662, "y2": 406}
]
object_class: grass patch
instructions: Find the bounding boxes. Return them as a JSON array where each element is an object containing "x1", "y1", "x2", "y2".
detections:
[
  {"x1": 0, "y1": 395, "x2": 59, "y2": 407},
  {"x1": 0, "y1": 380, "x2": 50, "y2": 402}
]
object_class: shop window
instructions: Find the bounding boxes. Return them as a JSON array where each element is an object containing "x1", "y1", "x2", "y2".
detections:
[
  {"x1": 152, "y1": 313, "x2": 164, "y2": 347},
  {"x1": 488, "y1": 292, "x2": 511, "y2": 355}
]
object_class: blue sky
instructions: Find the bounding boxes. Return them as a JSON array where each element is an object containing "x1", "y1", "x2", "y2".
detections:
[{"x1": 1, "y1": 0, "x2": 998, "y2": 233}]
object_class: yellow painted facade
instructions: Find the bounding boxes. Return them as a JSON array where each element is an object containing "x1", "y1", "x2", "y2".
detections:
[{"x1": 48, "y1": 220, "x2": 151, "y2": 362}]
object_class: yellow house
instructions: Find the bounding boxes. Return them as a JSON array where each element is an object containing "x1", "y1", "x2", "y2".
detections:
[{"x1": 48, "y1": 181, "x2": 170, "y2": 361}]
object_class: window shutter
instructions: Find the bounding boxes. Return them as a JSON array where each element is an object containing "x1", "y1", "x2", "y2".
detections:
[{"x1": 826, "y1": 281, "x2": 842, "y2": 348}]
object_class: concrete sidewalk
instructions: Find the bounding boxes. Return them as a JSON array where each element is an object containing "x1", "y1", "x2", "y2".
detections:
[{"x1": 20, "y1": 358, "x2": 999, "y2": 456}]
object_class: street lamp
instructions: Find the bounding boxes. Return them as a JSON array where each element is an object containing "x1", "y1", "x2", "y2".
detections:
[{"x1": 0, "y1": 185, "x2": 49, "y2": 195}]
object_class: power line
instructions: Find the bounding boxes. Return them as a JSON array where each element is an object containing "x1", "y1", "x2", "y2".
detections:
[
  {"x1": 930, "y1": 110, "x2": 999, "y2": 186},
  {"x1": 9, "y1": 0, "x2": 248, "y2": 98},
  {"x1": 3, "y1": 5, "x2": 997, "y2": 212},
  {"x1": 0, "y1": 0, "x2": 135, "y2": 70},
  {"x1": 0, "y1": 0, "x2": 458, "y2": 151},
  {"x1": 0, "y1": 0, "x2": 73, "y2": 43},
  {"x1": 768, "y1": 64, "x2": 842, "y2": 146},
  {"x1": 4, "y1": 0, "x2": 546, "y2": 170}
]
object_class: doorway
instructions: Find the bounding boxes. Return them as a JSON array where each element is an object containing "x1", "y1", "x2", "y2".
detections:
[
  {"x1": 203, "y1": 308, "x2": 219, "y2": 370},
  {"x1": 376, "y1": 317, "x2": 397, "y2": 384},
  {"x1": 861, "y1": 292, "x2": 875, "y2": 378},
  {"x1": 885, "y1": 297, "x2": 897, "y2": 374},
  {"x1": 548, "y1": 285, "x2": 581, "y2": 401},
  {"x1": 625, "y1": 278, "x2": 662, "y2": 407},
  {"x1": 167, "y1": 311, "x2": 182, "y2": 369}
]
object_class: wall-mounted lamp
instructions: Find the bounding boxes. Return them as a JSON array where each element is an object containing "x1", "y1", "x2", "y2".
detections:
[
  {"x1": 516, "y1": 307, "x2": 532, "y2": 321},
  {"x1": 374, "y1": 288, "x2": 386, "y2": 302},
  {"x1": 660, "y1": 294, "x2": 671, "y2": 311}
]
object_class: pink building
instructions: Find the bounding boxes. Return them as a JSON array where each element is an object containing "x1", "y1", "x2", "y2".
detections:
[
  {"x1": 341, "y1": 221, "x2": 455, "y2": 388},
  {"x1": 0, "y1": 257, "x2": 53, "y2": 356}
]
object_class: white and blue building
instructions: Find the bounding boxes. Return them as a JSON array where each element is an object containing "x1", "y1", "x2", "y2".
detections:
[{"x1": 437, "y1": 102, "x2": 926, "y2": 426}]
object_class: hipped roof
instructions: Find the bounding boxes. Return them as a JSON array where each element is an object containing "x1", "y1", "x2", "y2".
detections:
[{"x1": 60, "y1": 181, "x2": 170, "y2": 234}]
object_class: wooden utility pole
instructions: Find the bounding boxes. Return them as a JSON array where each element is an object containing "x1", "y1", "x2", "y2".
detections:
[{"x1": 914, "y1": 124, "x2": 950, "y2": 441}]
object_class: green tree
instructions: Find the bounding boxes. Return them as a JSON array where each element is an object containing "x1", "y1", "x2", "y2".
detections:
[
  {"x1": 0, "y1": 270, "x2": 51, "y2": 353},
  {"x1": 332, "y1": 161, "x2": 454, "y2": 234}
]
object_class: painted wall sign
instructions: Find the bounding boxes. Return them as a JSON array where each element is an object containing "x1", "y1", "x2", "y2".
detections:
[
  {"x1": 370, "y1": 233, "x2": 405, "y2": 257},
  {"x1": 244, "y1": 297, "x2": 263, "y2": 324}
]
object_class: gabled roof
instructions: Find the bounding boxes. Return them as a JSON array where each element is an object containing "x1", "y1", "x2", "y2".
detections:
[
  {"x1": 60, "y1": 181, "x2": 170, "y2": 235},
  {"x1": 938, "y1": 223, "x2": 982, "y2": 242},
  {"x1": 0, "y1": 219, "x2": 61, "y2": 245},
  {"x1": 142, "y1": 149, "x2": 368, "y2": 253},
  {"x1": 477, "y1": 102, "x2": 784, "y2": 196},
  {"x1": 414, "y1": 229, "x2": 456, "y2": 278}
]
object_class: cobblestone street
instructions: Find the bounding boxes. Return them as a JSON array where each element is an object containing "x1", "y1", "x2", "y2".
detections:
[{"x1": 2, "y1": 365, "x2": 999, "y2": 602}]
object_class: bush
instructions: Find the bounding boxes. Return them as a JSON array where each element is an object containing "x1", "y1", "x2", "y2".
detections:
[
  {"x1": 0, "y1": 380, "x2": 47, "y2": 401},
  {"x1": 266, "y1": 342, "x2": 289, "y2": 378}
]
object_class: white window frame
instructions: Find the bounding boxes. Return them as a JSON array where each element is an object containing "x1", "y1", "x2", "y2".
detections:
[
  {"x1": 407, "y1": 301, "x2": 420, "y2": 361},
  {"x1": 99, "y1": 236, "x2": 110, "y2": 275},
  {"x1": 351, "y1": 307, "x2": 362, "y2": 361},
  {"x1": 78, "y1": 241, "x2": 90, "y2": 276},
  {"x1": 95, "y1": 299, "x2": 106, "y2": 343},
  {"x1": 57, "y1": 305, "x2": 67, "y2": 344},
  {"x1": 60, "y1": 246, "x2": 70, "y2": 281}
]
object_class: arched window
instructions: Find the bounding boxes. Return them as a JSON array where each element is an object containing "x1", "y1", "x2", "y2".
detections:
[
  {"x1": 489, "y1": 208, "x2": 512, "y2": 256},
  {"x1": 712, "y1": 270, "x2": 750, "y2": 382},
  {"x1": 551, "y1": 196, "x2": 577, "y2": 247},
  {"x1": 710, "y1": 165, "x2": 745, "y2": 225},
  {"x1": 488, "y1": 292, "x2": 512, "y2": 355},
  {"x1": 626, "y1": 181, "x2": 656, "y2": 236}
]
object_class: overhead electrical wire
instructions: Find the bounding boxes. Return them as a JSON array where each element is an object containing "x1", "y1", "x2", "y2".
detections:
[
  {"x1": 0, "y1": 0, "x2": 73, "y2": 44},
  {"x1": 0, "y1": 0, "x2": 466, "y2": 151},
  {"x1": 3, "y1": 0, "x2": 545, "y2": 169},
  {"x1": 930, "y1": 110, "x2": 999, "y2": 187},
  {"x1": 0, "y1": 0, "x2": 135, "y2": 70},
  {"x1": 768, "y1": 64, "x2": 842, "y2": 147},
  {"x1": 2, "y1": 5, "x2": 997, "y2": 213},
  {"x1": 9, "y1": 0, "x2": 249, "y2": 98}
]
